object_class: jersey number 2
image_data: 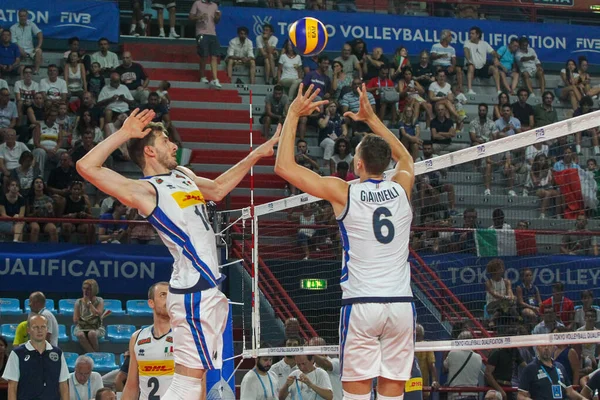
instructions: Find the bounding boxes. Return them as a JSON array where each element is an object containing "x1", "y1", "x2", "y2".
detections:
[
  {"x1": 195, "y1": 205, "x2": 210, "y2": 231},
  {"x1": 373, "y1": 206, "x2": 395, "y2": 244},
  {"x1": 148, "y1": 377, "x2": 160, "y2": 400}
]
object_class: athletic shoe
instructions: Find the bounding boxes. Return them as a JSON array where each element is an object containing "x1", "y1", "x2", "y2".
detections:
[
  {"x1": 484, "y1": 189, "x2": 491, "y2": 196},
  {"x1": 158, "y1": 29, "x2": 166, "y2": 38},
  {"x1": 508, "y1": 190, "x2": 517, "y2": 196},
  {"x1": 467, "y1": 89, "x2": 476, "y2": 95},
  {"x1": 200, "y1": 77, "x2": 209, "y2": 84},
  {"x1": 169, "y1": 30, "x2": 180, "y2": 39},
  {"x1": 210, "y1": 79, "x2": 222, "y2": 89}
]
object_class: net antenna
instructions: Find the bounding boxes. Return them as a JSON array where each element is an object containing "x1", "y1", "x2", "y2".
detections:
[{"x1": 248, "y1": 90, "x2": 260, "y2": 357}]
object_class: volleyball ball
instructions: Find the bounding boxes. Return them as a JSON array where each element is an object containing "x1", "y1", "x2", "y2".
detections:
[{"x1": 288, "y1": 17, "x2": 328, "y2": 57}]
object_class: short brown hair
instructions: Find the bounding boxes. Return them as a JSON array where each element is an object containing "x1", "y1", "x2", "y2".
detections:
[
  {"x1": 486, "y1": 259, "x2": 504, "y2": 275},
  {"x1": 147, "y1": 281, "x2": 169, "y2": 300},
  {"x1": 127, "y1": 122, "x2": 168, "y2": 169},
  {"x1": 357, "y1": 134, "x2": 391, "y2": 175}
]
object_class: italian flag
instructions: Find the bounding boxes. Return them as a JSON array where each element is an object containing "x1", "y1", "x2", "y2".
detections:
[{"x1": 475, "y1": 229, "x2": 537, "y2": 257}]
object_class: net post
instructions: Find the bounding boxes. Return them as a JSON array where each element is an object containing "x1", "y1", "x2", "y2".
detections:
[{"x1": 252, "y1": 214, "x2": 260, "y2": 353}]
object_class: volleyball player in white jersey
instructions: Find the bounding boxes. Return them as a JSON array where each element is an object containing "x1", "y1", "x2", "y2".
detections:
[
  {"x1": 77, "y1": 110, "x2": 280, "y2": 400},
  {"x1": 275, "y1": 84, "x2": 415, "y2": 400},
  {"x1": 123, "y1": 282, "x2": 173, "y2": 400}
]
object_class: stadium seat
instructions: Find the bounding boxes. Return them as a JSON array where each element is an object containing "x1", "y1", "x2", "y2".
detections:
[
  {"x1": 103, "y1": 299, "x2": 125, "y2": 316},
  {"x1": 70, "y1": 325, "x2": 107, "y2": 343},
  {"x1": 58, "y1": 325, "x2": 69, "y2": 343},
  {"x1": 0, "y1": 324, "x2": 18, "y2": 342},
  {"x1": 25, "y1": 298, "x2": 57, "y2": 314},
  {"x1": 126, "y1": 300, "x2": 152, "y2": 316},
  {"x1": 119, "y1": 353, "x2": 125, "y2": 365},
  {"x1": 106, "y1": 325, "x2": 136, "y2": 343},
  {"x1": 86, "y1": 352, "x2": 118, "y2": 373},
  {"x1": 64, "y1": 352, "x2": 79, "y2": 372},
  {"x1": 0, "y1": 298, "x2": 22, "y2": 315},
  {"x1": 58, "y1": 299, "x2": 78, "y2": 315}
]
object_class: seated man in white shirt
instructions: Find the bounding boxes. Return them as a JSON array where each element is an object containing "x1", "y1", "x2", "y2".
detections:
[
  {"x1": 279, "y1": 355, "x2": 333, "y2": 400},
  {"x1": 39, "y1": 64, "x2": 68, "y2": 104},
  {"x1": 310, "y1": 337, "x2": 342, "y2": 400},
  {"x1": 10, "y1": 9, "x2": 43, "y2": 75},
  {"x1": 97, "y1": 72, "x2": 135, "y2": 123},
  {"x1": 227, "y1": 26, "x2": 256, "y2": 85},
  {"x1": 69, "y1": 355, "x2": 104, "y2": 400},
  {"x1": 241, "y1": 355, "x2": 279, "y2": 400},
  {"x1": 90, "y1": 37, "x2": 120, "y2": 77},
  {"x1": 0, "y1": 129, "x2": 29, "y2": 188},
  {"x1": 514, "y1": 37, "x2": 546, "y2": 97},
  {"x1": 256, "y1": 23, "x2": 279, "y2": 85}
]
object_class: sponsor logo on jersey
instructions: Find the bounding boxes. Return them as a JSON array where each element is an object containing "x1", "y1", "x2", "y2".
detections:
[
  {"x1": 138, "y1": 338, "x2": 152, "y2": 346},
  {"x1": 156, "y1": 178, "x2": 163, "y2": 184},
  {"x1": 166, "y1": 336, "x2": 173, "y2": 343},
  {"x1": 405, "y1": 377, "x2": 422, "y2": 392},
  {"x1": 138, "y1": 360, "x2": 175, "y2": 376},
  {"x1": 171, "y1": 190, "x2": 206, "y2": 208}
]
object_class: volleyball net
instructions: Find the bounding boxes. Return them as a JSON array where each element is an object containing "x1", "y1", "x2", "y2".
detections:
[{"x1": 219, "y1": 109, "x2": 600, "y2": 366}]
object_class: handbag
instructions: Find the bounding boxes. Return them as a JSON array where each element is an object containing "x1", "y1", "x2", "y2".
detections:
[{"x1": 381, "y1": 87, "x2": 399, "y2": 103}]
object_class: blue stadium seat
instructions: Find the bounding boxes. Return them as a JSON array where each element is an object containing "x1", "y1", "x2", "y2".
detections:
[
  {"x1": 0, "y1": 298, "x2": 22, "y2": 315},
  {"x1": 106, "y1": 325, "x2": 136, "y2": 343},
  {"x1": 64, "y1": 352, "x2": 79, "y2": 372},
  {"x1": 86, "y1": 352, "x2": 118, "y2": 373},
  {"x1": 103, "y1": 299, "x2": 125, "y2": 316},
  {"x1": 126, "y1": 300, "x2": 152, "y2": 316},
  {"x1": 58, "y1": 299, "x2": 78, "y2": 315},
  {"x1": 119, "y1": 353, "x2": 125, "y2": 365},
  {"x1": 58, "y1": 325, "x2": 69, "y2": 343},
  {"x1": 25, "y1": 298, "x2": 57, "y2": 314},
  {"x1": 70, "y1": 325, "x2": 107, "y2": 343},
  {"x1": 0, "y1": 324, "x2": 18, "y2": 342}
]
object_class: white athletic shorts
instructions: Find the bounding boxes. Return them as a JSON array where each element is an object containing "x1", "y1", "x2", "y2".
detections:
[
  {"x1": 339, "y1": 302, "x2": 415, "y2": 381},
  {"x1": 167, "y1": 287, "x2": 229, "y2": 370}
]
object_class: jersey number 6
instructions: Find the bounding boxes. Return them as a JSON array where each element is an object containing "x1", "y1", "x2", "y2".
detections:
[{"x1": 373, "y1": 206, "x2": 395, "y2": 244}]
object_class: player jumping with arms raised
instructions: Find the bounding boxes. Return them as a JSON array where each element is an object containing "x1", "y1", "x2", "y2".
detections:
[
  {"x1": 77, "y1": 110, "x2": 280, "y2": 400},
  {"x1": 275, "y1": 84, "x2": 415, "y2": 400}
]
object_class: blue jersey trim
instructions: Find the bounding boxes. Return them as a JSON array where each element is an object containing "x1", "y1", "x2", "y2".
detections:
[
  {"x1": 339, "y1": 304, "x2": 352, "y2": 380},
  {"x1": 337, "y1": 221, "x2": 350, "y2": 283},
  {"x1": 336, "y1": 185, "x2": 351, "y2": 221},
  {"x1": 341, "y1": 297, "x2": 413, "y2": 305},
  {"x1": 184, "y1": 292, "x2": 214, "y2": 369},
  {"x1": 365, "y1": 178, "x2": 385, "y2": 184},
  {"x1": 148, "y1": 207, "x2": 218, "y2": 286}
]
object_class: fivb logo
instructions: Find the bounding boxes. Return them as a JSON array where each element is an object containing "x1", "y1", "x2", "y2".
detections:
[
  {"x1": 535, "y1": 128, "x2": 545, "y2": 141},
  {"x1": 252, "y1": 15, "x2": 273, "y2": 37},
  {"x1": 476, "y1": 145, "x2": 486, "y2": 157},
  {"x1": 425, "y1": 159, "x2": 433, "y2": 170}
]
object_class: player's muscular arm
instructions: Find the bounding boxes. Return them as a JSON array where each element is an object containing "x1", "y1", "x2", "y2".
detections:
[
  {"x1": 76, "y1": 109, "x2": 157, "y2": 215},
  {"x1": 176, "y1": 129, "x2": 280, "y2": 202},
  {"x1": 345, "y1": 84, "x2": 414, "y2": 199},
  {"x1": 121, "y1": 331, "x2": 141, "y2": 400},
  {"x1": 274, "y1": 84, "x2": 348, "y2": 213}
]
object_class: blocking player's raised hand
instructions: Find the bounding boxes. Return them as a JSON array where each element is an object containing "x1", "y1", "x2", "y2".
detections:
[
  {"x1": 343, "y1": 84, "x2": 376, "y2": 123},
  {"x1": 288, "y1": 83, "x2": 329, "y2": 118},
  {"x1": 254, "y1": 123, "x2": 282, "y2": 158},
  {"x1": 122, "y1": 108, "x2": 156, "y2": 138}
]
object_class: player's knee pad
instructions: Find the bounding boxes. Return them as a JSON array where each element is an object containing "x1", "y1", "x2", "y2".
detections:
[
  {"x1": 162, "y1": 373, "x2": 203, "y2": 400},
  {"x1": 377, "y1": 394, "x2": 404, "y2": 400},
  {"x1": 342, "y1": 390, "x2": 371, "y2": 400}
]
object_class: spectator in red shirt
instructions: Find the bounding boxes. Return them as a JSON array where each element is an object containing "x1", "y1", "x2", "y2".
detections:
[
  {"x1": 334, "y1": 161, "x2": 356, "y2": 182},
  {"x1": 540, "y1": 282, "x2": 575, "y2": 329},
  {"x1": 366, "y1": 64, "x2": 395, "y2": 125}
]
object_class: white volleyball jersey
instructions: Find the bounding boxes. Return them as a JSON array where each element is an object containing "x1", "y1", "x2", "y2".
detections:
[
  {"x1": 134, "y1": 326, "x2": 174, "y2": 400},
  {"x1": 336, "y1": 178, "x2": 412, "y2": 303},
  {"x1": 141, "y1": 170, "x2": 222, "y2": 291}
]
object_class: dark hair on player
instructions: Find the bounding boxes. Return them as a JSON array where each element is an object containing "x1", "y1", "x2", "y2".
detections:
[
  {"x1": 127, "y1": 122, "x2": 168, "y2": 169},
  {"x1": 478, "y1": 103, "x2": 488, "y2": 111},
  {"x1": 263, "y1": 23, "x2": 274, "y2": 32},
  {"x1": 357, "y1": 134, "x2": 391, "y2": 175},
  {"x1": 237, "y1": 26, "x2": 249, "y2": 35}
]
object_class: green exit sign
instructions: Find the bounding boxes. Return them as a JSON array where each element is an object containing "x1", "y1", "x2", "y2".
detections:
[{"x1": 300, "y1": 279, "x2": 327, "y2": 290}]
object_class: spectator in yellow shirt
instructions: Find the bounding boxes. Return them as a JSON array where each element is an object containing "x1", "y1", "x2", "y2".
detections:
[{"x1": 12, "y1": 321, "x2": 28, "y2": 346}]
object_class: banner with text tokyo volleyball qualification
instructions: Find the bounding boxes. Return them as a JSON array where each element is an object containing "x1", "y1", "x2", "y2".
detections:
[
  {"x1": 0, "y1": 243, "x2": 172, "y2": 295},
  {"x1": 218, "y1": 6, "x2": 600, "y2": 64},
  {"x1": 0, "y1": 0, "x2": 119, "y2": 43}
]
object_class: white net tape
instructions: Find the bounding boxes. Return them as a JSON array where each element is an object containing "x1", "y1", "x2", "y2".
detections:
[
  {"x1": 245, "y1": 109, "x2": 600, "y2": 218},
  {"x1": 248, "y1": 330, "x2": 600, "y2": 357}
]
